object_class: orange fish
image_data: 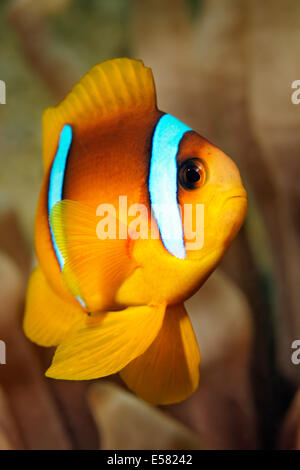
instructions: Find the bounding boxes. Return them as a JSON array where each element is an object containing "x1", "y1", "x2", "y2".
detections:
[{"x1": 24, "y1": 58, "x2": 247, "y2": 404}]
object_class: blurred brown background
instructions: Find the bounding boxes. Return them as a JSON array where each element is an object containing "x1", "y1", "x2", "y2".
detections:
[{"x1": 0, "y1": 0, "x2": 299, "y2": 450}]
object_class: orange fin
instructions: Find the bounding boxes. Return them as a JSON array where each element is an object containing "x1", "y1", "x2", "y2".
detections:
[
  {"x1": 49, "y1": 199, "x2": 134, "y2": 312},
  {"x1": 42, "y1": 58, "x2": 156, "y2": 171},
  {"x1": 46, "y1": 303, "x2": 166, "y2": 380},
  {"x1": 120, "y1": 303, "x2": 200, "y2": 405},
  {"x1": 24, "y1": 266, "x2": 83, "y2": 347}
]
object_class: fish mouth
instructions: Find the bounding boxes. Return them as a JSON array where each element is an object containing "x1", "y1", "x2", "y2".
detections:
[
  {"x1": 184, "y1": 186, "x2": 247, "y2": 262},
  {"x1": 219, "y1": 189, "x2": 248, "y2": 244},
  {"x1": 226, "y1": 194, "x2": 247, "y2": 201},
  {"x1": 223, "y1": 187, "x2": 248, "y2": 203}
]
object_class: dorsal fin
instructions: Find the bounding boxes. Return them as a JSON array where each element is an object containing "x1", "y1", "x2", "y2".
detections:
[{"x1": 42, "y1": 58, "x2": 157, "y2": 171}]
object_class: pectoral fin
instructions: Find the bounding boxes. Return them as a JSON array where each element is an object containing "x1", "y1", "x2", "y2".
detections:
[{"x1": 50, "y1": 199, "x2": 135, "y2": 311}]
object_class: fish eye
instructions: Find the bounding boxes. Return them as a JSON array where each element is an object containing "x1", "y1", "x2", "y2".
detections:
[{"x1": 178, "y1": 158, "x2": 205, "y2": 190}]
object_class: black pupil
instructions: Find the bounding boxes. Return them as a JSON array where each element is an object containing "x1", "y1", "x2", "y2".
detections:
[{"x1": 185, "y1": 166, "x2": 200, "y2": 183}]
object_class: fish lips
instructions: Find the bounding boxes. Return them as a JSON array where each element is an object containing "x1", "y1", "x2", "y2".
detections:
[{"x1": 219, "y1": 189, "x2": 248, "y2": 246}]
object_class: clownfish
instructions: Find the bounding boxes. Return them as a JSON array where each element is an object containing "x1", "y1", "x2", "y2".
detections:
[{"x1": 24, "y1": 58, "x2": 247, "y2": 405}]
